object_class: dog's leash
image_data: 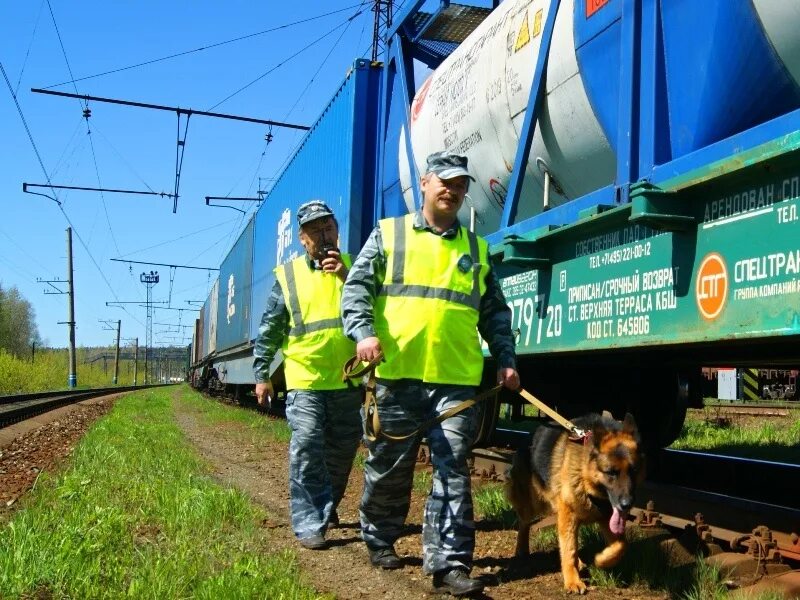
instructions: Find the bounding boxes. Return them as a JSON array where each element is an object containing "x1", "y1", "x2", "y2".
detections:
[
  {"x1": 342, "y1": 354, "x2": 501, "y2": 442},
  {"x1": 342, "y1": 354, "x2": 589, "y2": 443},
  {"x1": 515, "y1": 388, "x2": 589, "y2": 441}
]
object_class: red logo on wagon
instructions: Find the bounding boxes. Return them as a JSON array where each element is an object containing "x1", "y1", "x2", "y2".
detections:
[
  {"x1": 695, "y1": 253, "x2": 728, "y2": 321},
  {"x1": 586, "y1": 0, "x2": 609, "y2": 18},
  {"x1": 411, "y1": 75, "x2": 432, "y2": 123}
]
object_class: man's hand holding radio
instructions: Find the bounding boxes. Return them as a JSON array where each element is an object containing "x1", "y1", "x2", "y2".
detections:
[{"x1": 320, "y1": 247, "x2": 348, "y2": 281}]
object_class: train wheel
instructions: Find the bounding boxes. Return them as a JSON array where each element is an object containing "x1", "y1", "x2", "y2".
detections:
[{"x1": 630, "y1": 370, "x2": 688, "y2": 451}]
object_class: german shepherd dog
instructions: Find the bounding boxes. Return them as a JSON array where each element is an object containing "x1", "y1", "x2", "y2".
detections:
[{"x1": 505, "y1": 412, "x2": 645, "y2": 594}]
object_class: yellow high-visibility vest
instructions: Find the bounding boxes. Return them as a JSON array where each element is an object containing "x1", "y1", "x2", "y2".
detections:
[
  {"x1": 275, "y1": 255, "x2": 355, "y2": 390},
  {"x1": 374, "y1": 214, "x2": 489, "y2": 385}
]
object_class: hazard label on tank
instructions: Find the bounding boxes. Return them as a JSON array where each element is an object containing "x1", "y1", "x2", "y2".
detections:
[
  {"x1": 586, "y1": 0, "x2": 610, "y2": 18},
  {"x1": 532, "y1": 9, "x2": 543, "y2": 38},
  {"x1": 514, "y1": 11, "x2": 530, "y2": 53}
]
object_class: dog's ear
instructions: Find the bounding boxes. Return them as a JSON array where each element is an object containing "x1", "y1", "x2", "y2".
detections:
[
  {"x1": 601, "y1": 410, "x2": 613, "y2": 420},
  {"x1": 622, "y1": 412, "x2": 638, "y2": 434},
  {"x1": 591, "y1": 420, "x2": 608, "y2": 445}
]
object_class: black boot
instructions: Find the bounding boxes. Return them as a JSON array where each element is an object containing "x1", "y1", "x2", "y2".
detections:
[
  {"x1": 368, "y1": 546, "x2": 402, "y2": 569},
  {"x1": 432, "y1": 568, "x2": 484, "y2": 597},
  {"x1": 328, "y1": 509, "x2": 339, "y2": 528}
]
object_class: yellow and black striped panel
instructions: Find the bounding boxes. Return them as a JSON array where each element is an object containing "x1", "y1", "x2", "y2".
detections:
[{"x1": 742, "y1": 368, "x2": 760, "y2": 401}]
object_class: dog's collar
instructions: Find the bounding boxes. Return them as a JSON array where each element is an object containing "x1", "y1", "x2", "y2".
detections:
[{"x1": 569, "y1": 430, "x2": 592, "y2": 445}]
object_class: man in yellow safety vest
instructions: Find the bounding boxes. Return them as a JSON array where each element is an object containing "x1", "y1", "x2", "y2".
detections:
[
  {"x1": 342, "y1": 152, "x2": 519, "y2": 597},
  {"x1": 254, "y1": 200, "x2": 361, "y2": 551}
]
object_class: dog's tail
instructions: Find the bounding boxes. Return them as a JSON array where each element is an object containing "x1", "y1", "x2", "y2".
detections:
[{"x1": 505, "y1": 448, "x2": 536, "y2": 556}]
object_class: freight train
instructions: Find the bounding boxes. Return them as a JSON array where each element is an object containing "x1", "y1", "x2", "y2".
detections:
[{"x1": 189, "y1": 0, "x2": 800, "y2": 450}]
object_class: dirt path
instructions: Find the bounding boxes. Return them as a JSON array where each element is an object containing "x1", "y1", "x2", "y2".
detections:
[
  {"x1": 174, "y1": 395, "x2": 670, "y2": 600},
  {"x1": 0, "y1": 389, "x2": 671, "y2": 598}
]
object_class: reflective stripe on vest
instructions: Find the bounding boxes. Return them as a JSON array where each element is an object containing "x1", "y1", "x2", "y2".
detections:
[
  {"x1": 374, "y1": 214, "x2": 489, "y2": 385},
  {"x1": 275, "y1": 254, "x2": 355, "y2": 390}
]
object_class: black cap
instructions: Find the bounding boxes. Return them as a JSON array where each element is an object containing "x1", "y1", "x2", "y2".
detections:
[
  {"x1": 425, "y1": 151, "x2": 476, "y2": 181},
  {"x1": 297, "y1": 200, "x2": 334, "y2": 226}
]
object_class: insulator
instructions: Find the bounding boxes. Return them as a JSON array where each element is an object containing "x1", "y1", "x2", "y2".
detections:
[{"x1": 82, "y1": 107, "x2": 91, "y2": 119}]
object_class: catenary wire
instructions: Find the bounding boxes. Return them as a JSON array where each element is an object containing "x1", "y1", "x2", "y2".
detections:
[
  {"x1": 49, "y1": 115, "x2": 87, "y2": 180},
  {"x1": 281, "y1": 1, "x2": 364, "y2": 122},
  {"x1": 207, "y1": 3, "x2": 370, "y2": 272},
  {"x1": 40, "y1": 3, "x2": 366, "y2": 90},
  {"x1": 46, "y1": 0, "x2": 122, "y2": 256},
  {"x1": 1, "y1": 60, "x2": 145, "y2": 329},
  {"x1": 115, "y1": 217, "x2": 239, "y2": 259},
  {"x1": 45, "y1": 0, "x2": 86, "y2": 109},
  {"x1": 90, "y1": 122, "x2": 157, "y2": 194},
  {"x1": 207, "y1": 5, "x2": 367, "y2": 112},
  {"x1": 15, "y1": 0, "x2": 46, "y2": 95}
]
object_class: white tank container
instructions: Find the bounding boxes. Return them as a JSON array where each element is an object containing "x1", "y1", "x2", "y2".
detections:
[
  {"x1": 400, "y1": 0, "x2": 615, "y2": 235},
  {"x1": 752, "y1": 0, "x2": 800, "y2": 84}
]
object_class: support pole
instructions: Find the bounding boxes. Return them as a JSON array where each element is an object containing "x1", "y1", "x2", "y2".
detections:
[
  {"x1": 66, "y1": 227, "x2": 77, "y2": 388},
  {"x1": 133, "y1": 337, "x2": 139, "y2": 385},
  {"x1": 113, "y1": 320, "x2": 121, "y2": 384}
]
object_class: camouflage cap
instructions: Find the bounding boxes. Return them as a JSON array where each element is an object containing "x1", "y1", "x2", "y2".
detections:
[
  {"x1": 425, "y1": 151, "x2": 476, "y2": 181},
  {"x1": 297, "y1": 200, "x2": 334, "y2": 226}
]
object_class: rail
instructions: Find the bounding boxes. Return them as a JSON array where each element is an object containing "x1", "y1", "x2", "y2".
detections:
[{"x1": 0, "y1": 385, "x2": 171, "y2": 428}]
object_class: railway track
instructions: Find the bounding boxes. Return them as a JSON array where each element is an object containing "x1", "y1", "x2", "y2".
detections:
[
  {"x1": 211, "y1": 391, "x2": 800, "y2": 596},
  {"x1": 699, "y1": 402, "x2": 799, "y2": 418},
  {"x1": 0, "y1": 385, "x2": 169, "y2": 428},
  {"x1": 465, "y1": 445, "x2": 800, "y2": 598}
]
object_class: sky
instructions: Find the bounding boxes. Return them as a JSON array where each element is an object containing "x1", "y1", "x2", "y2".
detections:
[{"x1": 1, "y1": 1, "x2": 394, "y2": 350}]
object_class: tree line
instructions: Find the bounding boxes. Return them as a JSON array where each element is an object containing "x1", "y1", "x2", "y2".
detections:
[{"x1": 0, "y1": 283, "x2": 42, "y2": 357}]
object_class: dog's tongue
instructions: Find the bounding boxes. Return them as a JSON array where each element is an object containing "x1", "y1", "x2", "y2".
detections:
[{"x1": 609, "y1": 508, "x2": 627, "y2": 535}]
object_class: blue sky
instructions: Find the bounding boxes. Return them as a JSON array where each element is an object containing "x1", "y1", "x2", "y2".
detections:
[{"x1": 1, "y1": 1, "x2": 386, "y2": 349}]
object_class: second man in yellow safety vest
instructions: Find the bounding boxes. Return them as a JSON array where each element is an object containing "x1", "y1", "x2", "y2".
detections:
[{"x1": 253, "y1": 200, "x2": 361, "y2": 551}]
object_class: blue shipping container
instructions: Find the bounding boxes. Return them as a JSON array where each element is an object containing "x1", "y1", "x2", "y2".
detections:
[
  {"x1": 216, "y1": 218, "x2": 254, "y2": 352},
  {"x1": 250, "y1": 59, "x2": 381, "y2": 341}
]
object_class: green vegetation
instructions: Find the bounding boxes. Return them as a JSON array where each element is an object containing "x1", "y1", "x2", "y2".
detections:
[
  {"x1": 0, "y1": 283, "x2": 40, "y2": 358},
  {"x1": 496, "y1": 402, "x2": 544, "y2": 433},
  {"x1": 0, "y1": 346, "x2": 184, "y2": 394},
  {"x1": 679, "y1": 558, "x2": 729, "y2": 600},
  {"x1": 0, "y1": 388, "x2": 325, "y2": 599},
  {"x1": 671, "y1": 409, "x2": 800, "y2": 462},
  {"x1": 179, "y1": 386, "x2": 291, "y2": 443},
  {"x1": 472, "y1": 482, "x2": 516, "y2": 527},
  {"x1": 412, "y1": 469, "x2": 432, "y2": 494}
]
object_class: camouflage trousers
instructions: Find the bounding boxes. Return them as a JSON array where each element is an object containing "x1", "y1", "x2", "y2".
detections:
[
  {"x1": 360, "y1": 381, "x2": 479, "y2": 574},
  {"x1": 285, "y1": 388, "x2": 363, "y2": 540}
]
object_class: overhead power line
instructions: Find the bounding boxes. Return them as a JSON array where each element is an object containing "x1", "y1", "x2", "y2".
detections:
[
  {"x1": 110, "y1": 258, "x2": 219, "y2": 272},
  {"x1": 31, "y1": 88, "x2": 311, "y2": 130},
  {"x1": 2, "y1": 60, "x2": 144, "y2": 329},
  {"x1": 207, "y1": 5, "x2": 368, "y2": 111},
  {"x1": 40, "y1": 3, "x2": 366, "y2": 90},
  {"x1": 46, "y1": 0, "x2": 123, "y2": 256},
  {"x1": 31, "y1": 88, "x2": 310, "y2": 212},
  {"x1": 15, "y1": 0, "x2": 45, "y2": 95},
  {"x1": 23, "y1": 182, "x2": 174, "y2": 203}
]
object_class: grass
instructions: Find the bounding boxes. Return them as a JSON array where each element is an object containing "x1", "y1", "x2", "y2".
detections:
[
  {"x1": 0, "y1": 387, "x2": 326, "y2": 599},
  {"x1": 412, "y1": 469, "x2": 432, "y2": 494},
  {"x1": 671, "y1": 409, "x2": 800, "y2": 462},
  {"x1": 0, "y1": 347, "x2": 152, "y2": 394},
  {"x1": 472, "y1": 482, "x2": 516, "y2": 527},
  {"x1": 178, "y1": 386, "x2": 292, "y2": 443}
]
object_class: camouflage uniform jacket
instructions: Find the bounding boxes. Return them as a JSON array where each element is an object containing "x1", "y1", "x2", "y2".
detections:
[{"x1": 342, "y1": 210, "x2": 516, "y2": 370}]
